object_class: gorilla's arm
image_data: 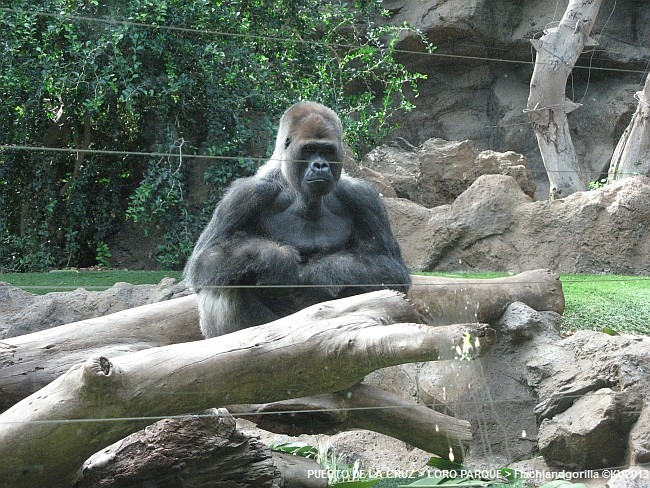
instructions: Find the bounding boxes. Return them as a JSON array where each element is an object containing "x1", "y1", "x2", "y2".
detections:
[
  {"x1": 298, "y1": 179, "x2": 411, "y2": 295},
  {"x1": 184, "y1": 177, "x2": 301, "y2": 289}
]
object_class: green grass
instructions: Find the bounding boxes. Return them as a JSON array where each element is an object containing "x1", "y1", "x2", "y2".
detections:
[
  {"x1": 418, "y1": 272, "x2": 650, "y2": 336},
  {"x1": 0, "y1": 270, "x2": 183, "y2": 294},
  {"x1": 1, "y1": 270, "x2": 648, "y2": 335},
  {"x1": 561, "y1": 274, "x2": 650, "y2": 335}
]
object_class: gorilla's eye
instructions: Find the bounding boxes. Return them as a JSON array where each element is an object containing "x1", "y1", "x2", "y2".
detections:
[{"x1": 284, "y1": 137, "x2": 291, "y2": 149}]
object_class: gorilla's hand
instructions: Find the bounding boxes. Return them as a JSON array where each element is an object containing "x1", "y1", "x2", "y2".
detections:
[
  {"x1": 190, "y1": 234, "x2": 300, "y2": 288},
  {"x1": 254, "y1": 243, "x2": 302, "y2": 285}
]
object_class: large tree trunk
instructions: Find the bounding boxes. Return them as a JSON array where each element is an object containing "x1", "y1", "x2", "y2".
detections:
[
  {"x1": 0, "y1": 290, "x2": 494, "y2": 488},
  {"x1": 0, "y1": 270, "x2": 563, "y2": 409},
  {"x1": 0, "y1": 295, "x2": 201, "y2": 410},
  {"x1": 526, "y1": 0, "x2": 602, "y2": 199},
  {"x1": 608, "y1": 72, "x2": 650, "y2": 182}
]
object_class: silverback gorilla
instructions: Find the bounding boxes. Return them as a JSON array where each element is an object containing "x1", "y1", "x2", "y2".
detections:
[{"x1": 184, "y1": 102, "x2": 411, "y2": 338}]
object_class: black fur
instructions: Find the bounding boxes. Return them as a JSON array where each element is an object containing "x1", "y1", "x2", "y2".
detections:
[{"x1": 184, "y1": 102, "x2": 410, "y2": 337}]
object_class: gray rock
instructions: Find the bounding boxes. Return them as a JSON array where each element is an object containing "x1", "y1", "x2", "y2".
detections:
[
  {"x1": 362, "y1": 138, "x2": 535, "y2": 208},
  {"x1": 607, "y1": 467, "x2": 650, "y2": 488},
  {"x1": 538, "y1": 388, "x2": 642, "y2": 470},
  {"x1": 627, "y1": 406, "x2": 650, "y2": 465},
  {"x1": 386, "y1": 174, "x2": 650, "y2": 274},
  {"x1": 1, "y1": 278, "x2": 191, "y2": 338},
  {"x1": 496, "y1": 301, "x2": 561, "y2": 345}
]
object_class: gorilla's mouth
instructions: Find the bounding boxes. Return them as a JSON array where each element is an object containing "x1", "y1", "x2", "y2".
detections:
[{"x1": 307, "y1": 178, "x2": 331, "y2": 185}]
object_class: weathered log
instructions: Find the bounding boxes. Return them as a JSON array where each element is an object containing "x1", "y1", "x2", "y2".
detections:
[
  {"x1": 0, "y1": 294, "x2": 201, "y2": 410},
  {"x1": 230, "y1": 384, "x2": 472, "y2": 462},
  {"x1": 0, "y1": 269, "x2": 562, "y2": 409},
  {"x1": 608, "y1": 72, "x2": 650, "y2": 182},
  {"x1": 409, "y1": 269, "x2": 564, "y2": 325},
  {"x1": 75, "y1": 408, "x2": 325, "y2": 488},
  {"x1": 75, "y1": 409, "x2": 281, "y2": 487},
  {"x1": 0, "y1": 290, "x2": 493, "y2": 488}
]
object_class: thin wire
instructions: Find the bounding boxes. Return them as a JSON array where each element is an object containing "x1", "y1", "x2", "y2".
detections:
[
  {"x1": 0, "y1": 387, "x2": 644, "y2": 424},
  {"x1": 11, "y1": 275, "x2": 650, "y2": 293},
  {"x1": 0, "y1": 144, "x2": 646, "y2": 178},
  {"x1": 0, "y1": 7, "x2": 648, "y2": 75}
]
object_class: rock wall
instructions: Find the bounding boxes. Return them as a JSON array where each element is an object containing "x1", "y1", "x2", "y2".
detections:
[
  {"x1": 381, "y1": 0, "x2": 650, "y2": 198},
  {"x1": 386, "y1": 175, "x2": 650, "y2": 274},
  {"x1": 362, "y1": 138, "x2": 536, "y2": 207}
]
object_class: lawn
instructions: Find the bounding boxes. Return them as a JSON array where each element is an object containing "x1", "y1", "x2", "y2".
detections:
[
  {"x1": 0, "y1": 269, "x2": 183, "y2": 294},
  {"x1": 1, "y1": 270, "x2": 648, "y2": 335},
  {"x1": 426, "y1": 272, "x2": 650, "y2": 335},
  {"x1": 561, "y1": 274, "x2": 650, "y2": 335}
]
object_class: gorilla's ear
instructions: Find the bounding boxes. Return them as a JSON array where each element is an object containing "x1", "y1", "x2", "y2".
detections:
[{"x1": 284, "y1": 137, "x2": 291, "y2": 149}]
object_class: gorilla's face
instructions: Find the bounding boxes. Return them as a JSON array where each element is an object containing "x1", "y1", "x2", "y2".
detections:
[
  {"x1": 282, "y1": 107, "x2": 344, "y2": 200},
  {"x1": 299, "y1": 141, "x2": 343, "y2": 197}
]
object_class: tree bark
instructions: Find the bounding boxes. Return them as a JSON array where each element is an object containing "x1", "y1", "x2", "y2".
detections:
[
  {"x1": 0, "y1": 290, "x2": 494, "y2": 488},
  {"x1": 608, "y1": 72, "x2": 650, "y2": 182},
  {"x1": 0, "y1": 295, "x2": 201, "y2": 410},
  {"x1": 0, "y1": 270, "x2": 563, "y2": 409},
  {"x1": 526, "y1": 0, "x2": 602, "y2": 199},
  {"x1": 409, "y1": 269, "x2": 564, "y2": 325},
  {"x1": 75, "y1": 408, "x2": 325, "y2": 488},
  {"x1": 230, "y1": 383, "x2": 472, "y2": 463}
]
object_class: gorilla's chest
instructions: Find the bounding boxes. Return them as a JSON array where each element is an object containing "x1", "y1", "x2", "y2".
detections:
[{"x1": 259, "y1": 204, "x2": 353, "y2": 255}]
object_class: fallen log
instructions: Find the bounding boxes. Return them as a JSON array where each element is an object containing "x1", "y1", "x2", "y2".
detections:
[
  {"x1": 76, "y1": 408, "x2": 325, "y2": 488},
  {"x1": 409, "y1": 269, "x2": 564, "y2": 325},
  {"x1": 0, "y1": 290, "x2": 494, "y2": 488},
  {"x1": 0, "y1": 295, "x2": 201, "y2": 410},
  {"x1": 229, "y1": 383, "x2": 472, "y2": 461},
  {"x1": 0, "y1": 269, "x2": 562, "y2": 408}
]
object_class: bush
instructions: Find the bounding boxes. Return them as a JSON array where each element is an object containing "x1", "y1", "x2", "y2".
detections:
[{"x1": 0, "y1": 1, "x2": 430, "y2": 270}]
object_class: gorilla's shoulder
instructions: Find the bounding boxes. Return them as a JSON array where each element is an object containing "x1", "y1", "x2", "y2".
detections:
[
  {"x1": 222, "y1": 169, "x2": 283, "y2": 206},
  {"x1": 334, "y1": 174, "x2": 384, "y2": 210}
]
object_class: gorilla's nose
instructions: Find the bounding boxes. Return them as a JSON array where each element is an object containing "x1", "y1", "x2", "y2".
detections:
[{"x1": 309, "y1": 159, "x2": 330, "y2": 174}]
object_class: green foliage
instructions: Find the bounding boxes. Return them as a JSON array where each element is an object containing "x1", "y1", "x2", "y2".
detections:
[
  {"x1": 587, "y1": 178, "x2": 606, "y2": 190},
  {"x1": 95, "y1": 241, "x2": 112, "y2": 268},
  {"x1": 539, "y1": 481, "x2": 588, "y2": 488},
  {"x1": 269, "y1": 442, "x2": 318, "y2": 459},
  {"x1": 269, "y1": 442, "x2": 382, "y2": 487},
  {"x1": 334, "y1": 481, "x2": 381, "y2": 487},
  {"x1": 0, "y1": 1, "x2": 430, "y2": 271}
]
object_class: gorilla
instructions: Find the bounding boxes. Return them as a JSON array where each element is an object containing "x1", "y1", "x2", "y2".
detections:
[{"x1": 184, "y1": 101, "x2": 411, "y2": 338}]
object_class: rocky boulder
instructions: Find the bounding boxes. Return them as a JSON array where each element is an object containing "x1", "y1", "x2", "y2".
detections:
[
  {"x1": 538, "y1": 388, "x2": 642, "y2": 470},
  {"x1": 531, "y1": 329, "x2": 650, "y2": 470},
  {"x1": 379, "y1": 0, "x2": 650, "y2": 199},
  {"x1": 0, "y1": 278, "x2": 191, "y2": 339},
  {"x1": 362, "y1": 138, "x2": 535, "y2": 207},
  {"x1": 386, "y1": 174, "x2": 650, "y2": 274},
  {"x1": 335, "y1": 301, "x2": 650, "y2": 473}
]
